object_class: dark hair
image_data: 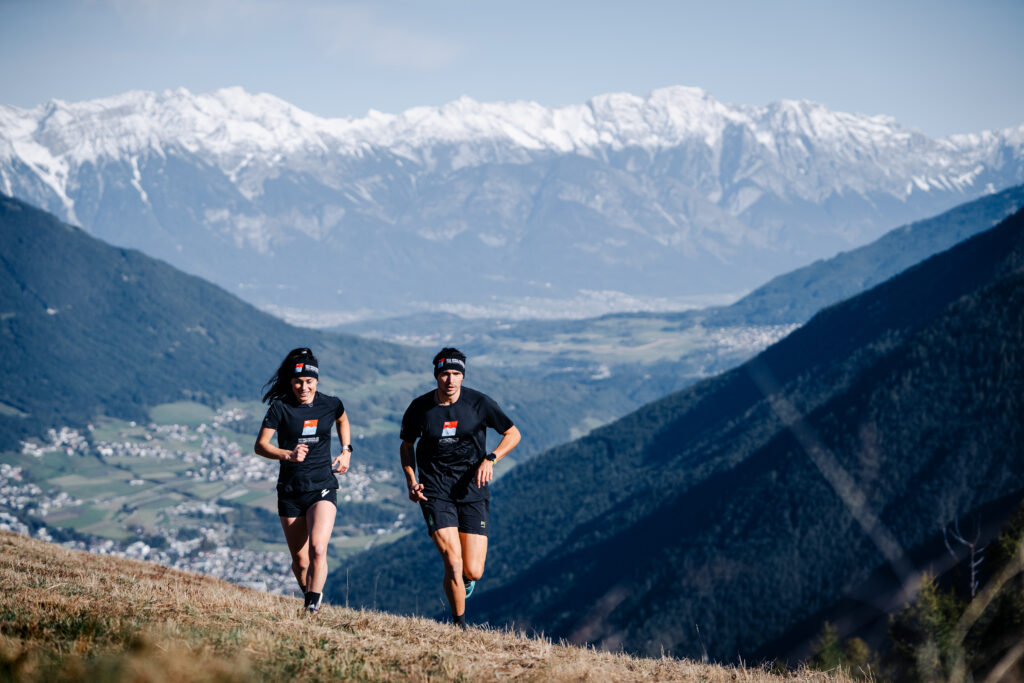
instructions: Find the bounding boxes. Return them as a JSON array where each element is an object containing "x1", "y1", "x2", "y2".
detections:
[{"x1": 262, "y1": 347, "x2": 319, "y2": 403}]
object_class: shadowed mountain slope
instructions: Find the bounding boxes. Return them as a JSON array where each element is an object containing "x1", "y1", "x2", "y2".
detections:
[{"x1": 337, "y1": 206, "x2": 1024, "y2": 662}]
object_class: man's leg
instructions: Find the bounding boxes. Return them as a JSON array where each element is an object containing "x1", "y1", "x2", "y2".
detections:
[
  {"x1": 431, "y1": 526, "x2": 466, "y2": 622},
  {"x1": 305, "y1": 498, "x2": 337, "y2": 595},
  {"x1": 458, "y1": 498, "x2": 490, "y2": 591},
  {"x1": 460, "y1": 532, "x2": 488, "y2": 582},
  {"x1": 279, "y1": 515, "x2": 310, "y2": 592}
]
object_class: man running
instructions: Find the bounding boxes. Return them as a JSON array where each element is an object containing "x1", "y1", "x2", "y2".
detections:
[{"x1": 400, "y1": 347, "x2": 521, "y2": 629}]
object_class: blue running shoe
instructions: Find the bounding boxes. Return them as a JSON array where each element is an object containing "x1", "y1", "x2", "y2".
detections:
[{"x1": 464, "y1": 577, "x2": 477, "y2": 599}]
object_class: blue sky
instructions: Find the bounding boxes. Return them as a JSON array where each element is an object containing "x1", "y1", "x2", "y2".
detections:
[{"x1": 1, "y1": 0, "x2": 1022, "y2": 137}]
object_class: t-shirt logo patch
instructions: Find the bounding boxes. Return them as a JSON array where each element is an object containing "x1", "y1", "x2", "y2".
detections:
[
  {"x1": 441, "y1": 420, "x2": 458, "y2": 437},
  {"x1": 302, "y1": 419, "x2": 318, "y2": 436}
]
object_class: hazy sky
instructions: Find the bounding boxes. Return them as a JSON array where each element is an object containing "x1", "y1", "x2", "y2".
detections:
[{"x1": 2, "y1": 0, "x2": 1022, "y2": 137}]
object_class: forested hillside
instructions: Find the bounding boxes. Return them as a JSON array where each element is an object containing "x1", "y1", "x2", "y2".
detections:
[
  {"x1": 0, "y1": 193, "x2": 417, "y2": 442},
  {"x1": 335, "y1": 207, "x2": 1024, "y2": 662}
]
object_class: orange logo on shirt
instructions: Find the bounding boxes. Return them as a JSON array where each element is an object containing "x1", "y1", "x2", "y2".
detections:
[
  {"x1": 441, "y1": 421, "x2": 458, "y2": 437},
  {"x1": 302, "y1": 419, "x2": 318, "y2": 436}
]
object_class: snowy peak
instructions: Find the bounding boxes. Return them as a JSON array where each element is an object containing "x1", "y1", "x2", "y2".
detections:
[
  {"x1": 4, "y1": 84, "x2": 998, "y2": 166},
  {"x1": 21, "y1": 87, "x2": 337, "y2": 162}
]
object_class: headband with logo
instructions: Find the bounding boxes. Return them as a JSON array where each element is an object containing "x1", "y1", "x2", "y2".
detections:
[
  {"x1": 293, "y1": 362, "x2": 319, "y2": 378},
  {"x1": 434, "y1": 357, "x2": 466, "y2": 377}
]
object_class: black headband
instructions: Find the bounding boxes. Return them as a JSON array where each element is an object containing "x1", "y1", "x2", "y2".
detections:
[
  {"x1": 434, "y1": 357, "x2": 466, "y2": 377},
  {"x1": 293, "y1": 362, "x2": 319, "y2": 378}
]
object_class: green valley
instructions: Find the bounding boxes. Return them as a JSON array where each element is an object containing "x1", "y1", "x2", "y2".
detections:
[{"x1": 2, "y1": 399, "x2": 416, "y2": 595}]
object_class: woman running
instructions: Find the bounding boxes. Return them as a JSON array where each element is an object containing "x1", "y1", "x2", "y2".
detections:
[{"x1": 255, "y1": 347, "x2": 352, "y2": 614}]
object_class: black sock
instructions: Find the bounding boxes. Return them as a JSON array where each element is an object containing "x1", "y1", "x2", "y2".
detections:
[
  {"x1": 305, "y1": 591, "x2": 321, "y2": 608},
  {"x1": 453, "y1": 612, "x2": 466, "y2": 629}
]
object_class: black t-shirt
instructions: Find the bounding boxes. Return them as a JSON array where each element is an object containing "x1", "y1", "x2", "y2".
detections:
[
  {"x1": 400, "y1": 386, "x2": 514, "y2": 503},
  {"x1": 261, "y1": 392, "x2": 345, "y2": 494}
]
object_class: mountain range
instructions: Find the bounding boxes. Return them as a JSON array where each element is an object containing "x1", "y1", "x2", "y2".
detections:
[
  {"x1": 2, "y1": 86, "x2": 1022, "y2": 317},
  {"x1": 335, "y1": 204, "x2": 1024, "y2": 662},
  {"x1": 4, "y1": 149, "x2": 1023, "y2": 668}
]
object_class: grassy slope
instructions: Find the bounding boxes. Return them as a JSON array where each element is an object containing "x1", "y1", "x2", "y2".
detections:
[{"x1": 0, "y1": 532, "x2": 849, "y2": 682}]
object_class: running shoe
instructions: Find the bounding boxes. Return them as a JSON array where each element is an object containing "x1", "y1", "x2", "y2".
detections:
[
  {"x1": 464, "y1": 577, "x2": 477, "y2": 599},
  {"x1": 305, "y1": 591, "x2": 323, "y2": 615}
]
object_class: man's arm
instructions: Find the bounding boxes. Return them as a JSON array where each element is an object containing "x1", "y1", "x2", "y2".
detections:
[
  {"x1": 474, "y1": 424, "x2": 521, "y2": 487},
  {"x1": 401, "y1": 440, "x2": 427, "y2": 501}
]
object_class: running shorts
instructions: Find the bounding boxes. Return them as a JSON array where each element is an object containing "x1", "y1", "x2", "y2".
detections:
[
  {"x1": 420, "y1": 498, "x2": 489, "y2": 537},
  {"x1": 278, "y1": 487, "x2": 337, "y2": 518}
]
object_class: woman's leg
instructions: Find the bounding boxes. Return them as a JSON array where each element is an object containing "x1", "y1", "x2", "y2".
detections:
[
  {"x1": 280, "y1": 515, "x2": 310, "y2": 592},
  {"x1": 305, "y1": 499, "x2": 337, "y2": 594}
]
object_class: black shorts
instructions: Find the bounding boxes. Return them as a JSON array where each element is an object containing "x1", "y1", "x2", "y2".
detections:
[
  {"x1": 278, "y1": 487, "x2": 337, "y2": 518},
  {"x1": 420, "y1": 498, "x2": 489, "y2": 537}
]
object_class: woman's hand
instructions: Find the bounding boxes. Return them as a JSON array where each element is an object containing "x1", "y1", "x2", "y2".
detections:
[
  {"x1": 475, "y1": 459, "x2": 493, "y2": 488},
  {"x1": 287, "y1": 444, "x2": 308, "y2": 462},
  {"x1": 332, "y1": 451, "x2": 351, "y2": 474},
  {"x1": 408, "y1": 482, "x2": 428, "y2": 502}
]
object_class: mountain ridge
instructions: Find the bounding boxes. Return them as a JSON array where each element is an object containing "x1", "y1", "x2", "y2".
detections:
[
  {"x1": 3, "y1": 85, "x2": 1022, "y2": 315},
  {"x1": 4, "y1": 85, "x2": 1020, "y2": 214}
]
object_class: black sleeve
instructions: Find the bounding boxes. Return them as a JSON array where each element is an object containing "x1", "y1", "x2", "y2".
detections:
[
  {"x1": 399, "y1": 400, "x2": 421, "y2": 443},
  {"x1": 333, "y1": 396, "x2": 345, "y2": 419},
  {"x1": 261, "y1": 401, "x2": 283, "y2": 431},
  {"x1": 481, "y1": 394, "x2": 514, "y2": 433}
]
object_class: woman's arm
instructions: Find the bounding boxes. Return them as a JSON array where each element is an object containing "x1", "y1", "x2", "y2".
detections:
[
  {"x1": 254, "y1": 427, "x2": 307, "y2": 462},
  {"x1": 332, "y1": 412, "x2": 351, "y2": 474}
]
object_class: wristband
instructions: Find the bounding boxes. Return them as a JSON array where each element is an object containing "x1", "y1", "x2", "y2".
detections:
[
  {"x1": 341, "y1": 444, "x2": 353, "y2": 453},
  {"x1": 484, "y1": 452, "x2": 497, "y2": 462}
]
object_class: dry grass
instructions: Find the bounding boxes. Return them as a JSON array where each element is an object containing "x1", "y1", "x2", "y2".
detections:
[{"x1": 0, "y1": 531, "x2": 853, "y2": 682}]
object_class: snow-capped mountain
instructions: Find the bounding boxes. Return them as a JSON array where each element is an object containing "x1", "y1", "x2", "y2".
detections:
[{"x1": 1, "y1": 86, "x2": 1021, "y2": 319}]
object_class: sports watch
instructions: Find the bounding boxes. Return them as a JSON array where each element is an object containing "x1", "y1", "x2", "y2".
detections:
[{"x1": 484, "y1": 452, "x2": 497, "y2": 462}]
